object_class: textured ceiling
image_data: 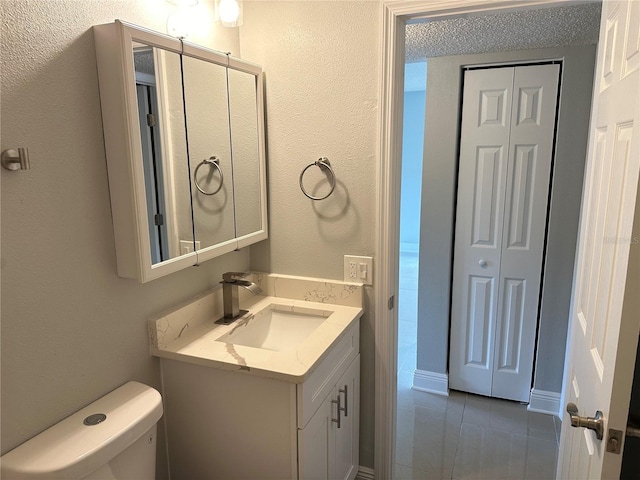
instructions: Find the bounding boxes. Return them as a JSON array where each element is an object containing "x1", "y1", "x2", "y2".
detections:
[{"x1": 405, "y1": 2, "x2": 601, "y2": 63}]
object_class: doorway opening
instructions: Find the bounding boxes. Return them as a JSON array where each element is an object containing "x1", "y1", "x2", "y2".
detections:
[
  {"x1": 397, "y1": 60, "x2": 426, "y2": 395},
  {"x1": 393, "y1": 3, "x2": 601, "y2": 477}
]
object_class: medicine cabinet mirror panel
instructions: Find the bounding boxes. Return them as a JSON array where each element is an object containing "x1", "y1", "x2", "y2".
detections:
[
  {"x1": 133, "y1": 43, "x2": 195, "y2": 264},
  {"x1": 182, "y1": 56, "x2": 236, "y2": 252},
  {"x1": 228, "y1": 67, "x2": 262, "y2": 240},
  {"x1": 94, "y1": 21, "x2": 268, "y2": 283}
]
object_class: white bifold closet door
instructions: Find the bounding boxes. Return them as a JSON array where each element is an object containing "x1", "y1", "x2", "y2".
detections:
[{"x1": 449, "y1": 64, "x2": 559, "y2": 403}]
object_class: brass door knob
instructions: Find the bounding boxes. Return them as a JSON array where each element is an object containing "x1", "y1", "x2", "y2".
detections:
[{"x1": 566, "y1": 402, "x2": 604, "y2": 440}]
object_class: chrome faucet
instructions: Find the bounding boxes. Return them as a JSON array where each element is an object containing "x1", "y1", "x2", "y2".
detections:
[{"x1": 218, "y1": 272, "x2": 263, "y2": 324}]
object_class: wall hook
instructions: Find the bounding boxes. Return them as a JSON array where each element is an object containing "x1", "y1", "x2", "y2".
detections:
[{"x1": 2, "y1": 148, "x2": 30, "y2": 171}]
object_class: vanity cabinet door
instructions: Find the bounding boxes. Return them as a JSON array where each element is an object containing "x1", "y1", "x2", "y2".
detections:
[
  {"x1": 298, "y1": 354, "x2": 360, "y2": 480},
  {"x1": 298, "y1": 394, "x2": 333, "y2": 480},
  {"x1": 334, "y1": 355, "x2": 360, "y2": 480}
]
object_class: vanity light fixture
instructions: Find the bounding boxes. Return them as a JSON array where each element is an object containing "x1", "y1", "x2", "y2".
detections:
[
  {"x1": 215, "y1": 0, "x2": 243, "y2": 27},
  {"x1": 166, "y1": 0, "x2": 199, "y2": 38}
]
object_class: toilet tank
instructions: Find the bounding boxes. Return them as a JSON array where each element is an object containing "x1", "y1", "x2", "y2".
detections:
[{"x1": 0, "y1": 381, "x2": 163, "y2": 479}]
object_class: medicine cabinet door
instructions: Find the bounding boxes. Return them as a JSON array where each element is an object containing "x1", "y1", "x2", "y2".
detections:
[
  {"x1": 132, "y1": 43, "x2": 195, "y2": 264},
  {"x1": 227, "y1": 66, "x2": 267, "y2": 246},
  {"x1": 182, "y1": 55, "x2": 237, "y2": 258}
]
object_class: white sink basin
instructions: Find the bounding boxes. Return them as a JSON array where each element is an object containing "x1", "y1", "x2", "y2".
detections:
[{"x1": 215, "y1": 305, "x2": 330, "y2": 352}]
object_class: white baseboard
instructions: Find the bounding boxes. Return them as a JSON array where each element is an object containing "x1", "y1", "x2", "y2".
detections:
[
  {"x1": 412, "y1": 369, "x2": 449, "y2": 396},
  {"x1": 356, "y1": 466, "x2": 375, "y2": 480},
  {"x1": 527, "y1": 388, "x2": 561, "y2": 416}
]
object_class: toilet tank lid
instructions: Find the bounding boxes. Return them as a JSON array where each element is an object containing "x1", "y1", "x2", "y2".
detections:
[{"x1": 0, "y1": 381, "x2": 163, "y2": 479}]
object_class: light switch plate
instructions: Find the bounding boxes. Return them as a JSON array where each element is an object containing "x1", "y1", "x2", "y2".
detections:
[{"x1": 343, "y1": 255, "x2": 373, "y2": 285}]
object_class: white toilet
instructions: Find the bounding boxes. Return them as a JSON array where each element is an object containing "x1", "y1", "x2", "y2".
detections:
[{"x1": 0, "y1": 381, "x2": 163, "y2": 479}]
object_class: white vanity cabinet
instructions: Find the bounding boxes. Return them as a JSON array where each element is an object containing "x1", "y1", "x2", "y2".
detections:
[{"x1": 159, "y1": 319, "x2": 360, "y2": 480}]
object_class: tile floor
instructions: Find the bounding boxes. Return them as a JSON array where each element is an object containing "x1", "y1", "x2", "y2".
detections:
[{"x1": 395, "y1": 251, "x2": 560, "y2": 479}]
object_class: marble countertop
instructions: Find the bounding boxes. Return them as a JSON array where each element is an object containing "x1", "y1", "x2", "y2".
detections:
[{"x1": 149, "y1": 295, "x2": 363, "y2": 383}]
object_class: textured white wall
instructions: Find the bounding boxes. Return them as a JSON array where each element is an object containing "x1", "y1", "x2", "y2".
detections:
[
  {"x1": 0, "y1": 1, "x2": 243, "y2": 474},
  {"x1": 242, "y1": 1, "x2": 378, "y2": 278},
  {"x1": 240, "y1": 1, "x2": 379, "y2": 467}
]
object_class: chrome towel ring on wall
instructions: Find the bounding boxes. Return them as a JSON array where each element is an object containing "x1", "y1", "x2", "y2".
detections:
[
  {"x1": 299, "y1": 157, "x2": 336, "y2": 200},
  {"x1": 194, "y1": 156, "x2": 224, "y2": 195}
]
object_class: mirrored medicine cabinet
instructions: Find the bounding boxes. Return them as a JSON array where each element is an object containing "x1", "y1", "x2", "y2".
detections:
[{"x1": 93, "y1": 20, "x2": 267, "y2": 283}]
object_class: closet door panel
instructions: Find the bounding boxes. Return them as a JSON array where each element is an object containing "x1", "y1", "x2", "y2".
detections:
[
  {"x1": 492, "y1": 64, "x2": 559, "y2": 401},
  {"x1": 495, "y1": 277, "x2": 526, "y2": 372},
  {"x1": 450, "y1": 68, "x2": 514, "y2": 396}
]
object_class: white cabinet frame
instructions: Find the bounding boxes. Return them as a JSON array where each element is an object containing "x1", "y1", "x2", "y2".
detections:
[{"x1": 94, "y1": 20, "x2": 267, "y2": 283}]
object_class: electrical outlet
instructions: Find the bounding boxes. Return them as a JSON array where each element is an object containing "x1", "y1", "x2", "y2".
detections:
[
  {"x1": 349, "y1": 261, "x2": 357, "y2": 278},
  {"x1": 180, "y1": 240, "x2": 201, "y2": 255},
  {"x1": 343, "y1": 255, "x2": 373, "y2": 285}
]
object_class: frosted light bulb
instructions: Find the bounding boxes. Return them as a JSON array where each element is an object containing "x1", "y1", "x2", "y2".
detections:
[
  {"x1": 218, "y1": 0, "x2": 240, "y2": 24},
  {"x1": 167, "y1": 9, "x2": 191, "y2": 38}
]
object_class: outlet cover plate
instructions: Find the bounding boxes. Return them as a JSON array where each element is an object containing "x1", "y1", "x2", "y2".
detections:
[
  {"x1": 343, "y1": 255, "x2": 373, "y2": 285},
  {"x1": 180, "y1": 240, "x2": 201, "y2": 255}
]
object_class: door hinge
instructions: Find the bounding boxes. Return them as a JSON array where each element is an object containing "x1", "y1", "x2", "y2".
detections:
[
  {"x1": 388, "y1": 295, "x2": 395, "y2": 310},
  {"x1": 147, "y1": 113, "x2": 156, "y2": 127},
  {"x1": 154, "y1": 213, "x2": 164, "y2": 226}
]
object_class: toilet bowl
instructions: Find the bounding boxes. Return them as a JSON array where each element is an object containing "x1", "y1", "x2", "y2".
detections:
[{"x1": 0, "y1": 381, "x2": 163, "y2": 479}]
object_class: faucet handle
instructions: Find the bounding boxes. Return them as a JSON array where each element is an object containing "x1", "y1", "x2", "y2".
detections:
[{"x1": 222, "y1": 272, "x2": 249, "y2": 282}]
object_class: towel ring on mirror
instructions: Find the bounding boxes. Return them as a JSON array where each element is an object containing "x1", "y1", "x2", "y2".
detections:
[
  {"x1": 299, "y1": 157, "x2": 336, "y2": 200},
  {"x1": 194, "y1": 156, "x2": 224, "y2": 195}
]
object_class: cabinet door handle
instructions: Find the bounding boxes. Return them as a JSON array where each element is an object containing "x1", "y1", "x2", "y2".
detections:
[
  {"x1": 331, "y1": 396, "x2": 341, "y2": 428},
  {"x1": 339, "y1": 385, "x2": 348, "y2": 417}
]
